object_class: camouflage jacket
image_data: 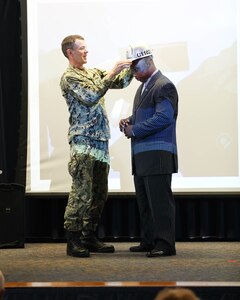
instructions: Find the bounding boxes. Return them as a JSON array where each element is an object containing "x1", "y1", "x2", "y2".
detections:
[{"x1": 60, "y1": 64, "x2": 133, "y2": 144}]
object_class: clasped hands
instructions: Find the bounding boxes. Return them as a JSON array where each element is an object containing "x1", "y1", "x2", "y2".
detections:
[{"x1": 119, "y1": 118, "x2": 133, "y2": 138}]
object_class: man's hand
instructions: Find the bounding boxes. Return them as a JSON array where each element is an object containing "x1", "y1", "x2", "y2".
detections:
[
  {"x1": 119, "y1": 118, "x2": 130, "y2": 132},
  {"x1": 124, "y1": 124, "x2": 133, "y2": 138},
  {"x1": 108, "y1": 60, "x2": 132, "y2": 80}
]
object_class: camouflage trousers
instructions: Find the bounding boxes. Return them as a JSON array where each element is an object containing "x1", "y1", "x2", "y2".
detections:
[{"x1": 64, "y1": 152, "x2": 109, "y2": 233}]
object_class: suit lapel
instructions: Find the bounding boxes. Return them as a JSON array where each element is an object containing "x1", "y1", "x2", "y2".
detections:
[
  {"x1": 133, "y1": 84, "x2": 143, "y2": 111},
  {"x1": 134, "y1": 71, "x2": 161, "y2": 111}
]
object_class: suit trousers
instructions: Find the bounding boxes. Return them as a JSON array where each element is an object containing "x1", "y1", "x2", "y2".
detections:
[{"x1": 134, "y1": 173, "x2": 175, "y2": 250}]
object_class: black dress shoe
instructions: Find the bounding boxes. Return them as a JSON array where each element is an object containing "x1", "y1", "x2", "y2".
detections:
[
  {"x1": 129, "y1": 244, "x2": 154, "y2": 252},
  {"x1": 146, "y1": 248, "x2": 176, "y2": 257}
]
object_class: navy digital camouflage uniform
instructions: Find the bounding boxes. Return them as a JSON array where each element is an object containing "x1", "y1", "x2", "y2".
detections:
[{"x1": 60, "y1": 64, "x2": 132, "y2": 235}]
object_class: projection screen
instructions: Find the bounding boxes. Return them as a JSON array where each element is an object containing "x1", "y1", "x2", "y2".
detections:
[{"x1": 25, "y1": 0, "x2": 240, "y2": 193}]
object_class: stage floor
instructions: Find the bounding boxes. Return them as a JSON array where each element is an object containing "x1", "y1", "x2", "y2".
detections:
[{"x1": 1, "y1": 242, "x2": 240, "y2": 283}]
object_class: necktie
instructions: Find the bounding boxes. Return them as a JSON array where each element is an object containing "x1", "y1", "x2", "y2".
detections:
[{"x1": 141, "y1": 83, "x2": 146, "y2": 94}]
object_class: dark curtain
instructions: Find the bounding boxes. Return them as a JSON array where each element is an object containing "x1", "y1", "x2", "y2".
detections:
[
  {"x1": 4, "y1": 286, "x2": 240, "y2": 300},
  {"x1": 0, "y1": 0, "x2": 27, "y2": 186}
]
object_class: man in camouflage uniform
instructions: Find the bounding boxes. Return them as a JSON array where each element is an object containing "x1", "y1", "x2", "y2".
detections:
[{"x1": 60, "y1": 35, "x2": 133, "y2": 257}]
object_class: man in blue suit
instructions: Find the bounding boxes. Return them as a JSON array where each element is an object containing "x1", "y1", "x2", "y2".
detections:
[{"x1": 120, "y1": 45, "x2": 178, "y2": 257}]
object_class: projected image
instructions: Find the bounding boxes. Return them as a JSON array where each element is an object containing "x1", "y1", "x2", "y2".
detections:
[{"x1": 26, "y1": 0, "x2": 240, "y2": 193}]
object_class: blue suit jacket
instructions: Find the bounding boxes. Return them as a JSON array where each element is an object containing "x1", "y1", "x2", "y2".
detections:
[{"x1": 129, "y1": 70, "x2": 178, "y2": 176}]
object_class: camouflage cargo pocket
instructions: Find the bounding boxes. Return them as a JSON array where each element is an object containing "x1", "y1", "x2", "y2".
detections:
[{"x1": 68, "y1": 153, "x2": 81, "y2": 177}]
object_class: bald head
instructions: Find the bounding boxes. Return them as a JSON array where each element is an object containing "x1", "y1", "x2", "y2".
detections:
[{"x1": 154, "y1": 288, "x2": 199, "y2": 300}]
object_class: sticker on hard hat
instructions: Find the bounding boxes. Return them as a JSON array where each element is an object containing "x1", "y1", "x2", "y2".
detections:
[{"x1": 136, "y1": 49, "x2": 152, "y2": 58}]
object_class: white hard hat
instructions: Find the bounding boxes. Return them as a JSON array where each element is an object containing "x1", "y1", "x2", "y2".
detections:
[{"x1": 126, "y1": 45, "x2": 153, "y2": 61}]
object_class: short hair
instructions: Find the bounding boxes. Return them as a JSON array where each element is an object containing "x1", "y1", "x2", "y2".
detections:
[
  {"x1": 61, "y1": 34, "x2": 84, "y2": 58},
  {"x1": 154, "y1": 288, "x2": 200, "y2": 300}
]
